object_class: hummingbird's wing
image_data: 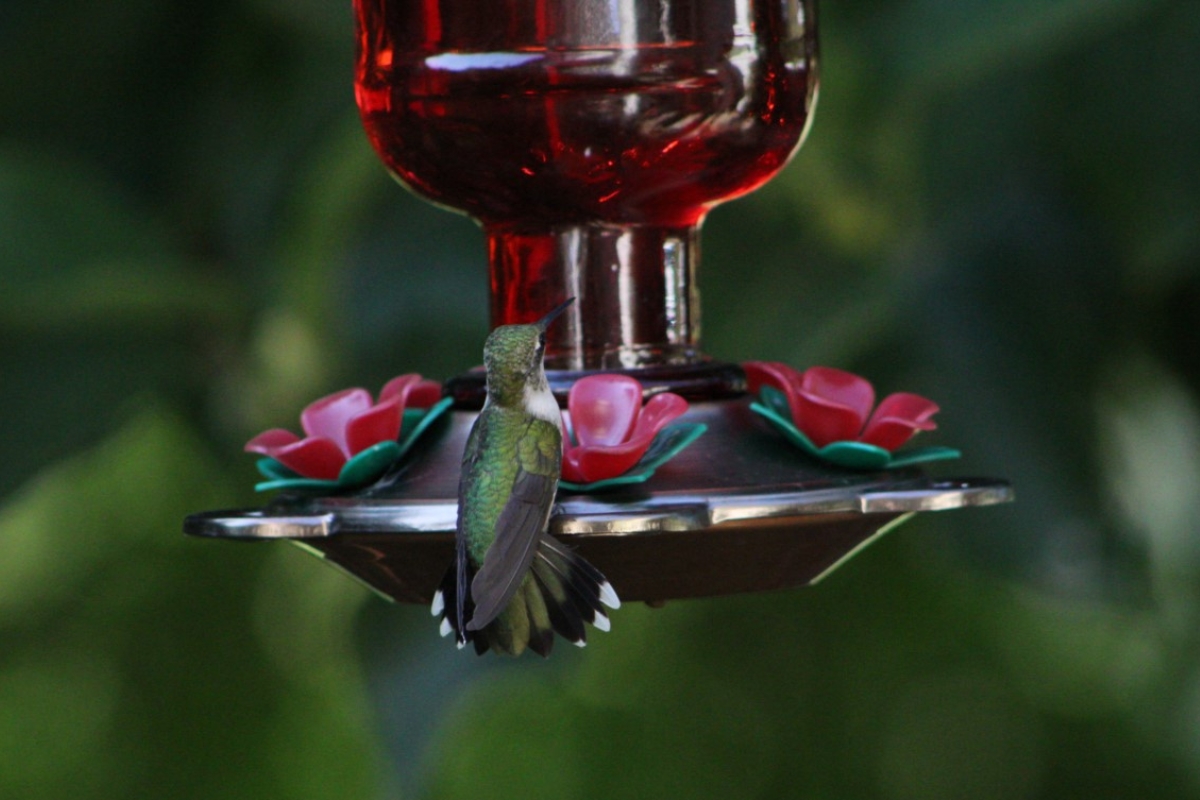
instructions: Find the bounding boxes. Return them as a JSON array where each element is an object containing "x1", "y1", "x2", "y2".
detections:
[
  {"x1": 453, "y1": 524, "x2": 471, "y2": 645},
  {"x1": 467, "y1": 419, "x2": 560, "y2": 631},
  {"x1": 449, "y1": 415, "x2": 487, "y2": 645}
]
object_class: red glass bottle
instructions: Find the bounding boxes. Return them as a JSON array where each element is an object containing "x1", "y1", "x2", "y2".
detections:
[{"x1": 354, "y1": 0, "x2": 818, "y2": 371}]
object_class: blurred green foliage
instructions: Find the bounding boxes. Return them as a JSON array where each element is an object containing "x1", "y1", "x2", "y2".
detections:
[{"x1": 2, "y1": 0, "x2": 1199, "y2": 797}]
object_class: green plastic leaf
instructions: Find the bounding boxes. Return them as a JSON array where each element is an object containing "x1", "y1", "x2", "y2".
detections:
[
  {"x1": 639, "y1": 423, "x2": 708, "y2": 470},
  {"x1": 817, "y1": 440, "x2": 892, "y2": 470},
  {"x1": 886, "y1": 446, "x2": 963, "y2": 469},
  {"x1": 558, "y1": 423, "x2": 708, "y2": 493},
  {"x1": 759, "y1": 384, "x2": 794, "y2": 420},
  {"x1": 749, "y1": 400, "x2": 822, "y2": 455},
  {"x1": 253, "y1": 476, "x2": 341, "y2": 493},
  {"x1": 396, "y1": 397, "x2": 454, "y2": 460},
  {"x1": 256, "y1": 458, "x2": 300, "y2": 481},
  {"x1": 337, "y1": 440, "x2": 402, "y2": 487}
]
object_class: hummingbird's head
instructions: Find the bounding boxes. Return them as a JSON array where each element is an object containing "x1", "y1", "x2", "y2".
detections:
[{"x1": 482, "y1": 298, "x2": 574, "y2": 407}]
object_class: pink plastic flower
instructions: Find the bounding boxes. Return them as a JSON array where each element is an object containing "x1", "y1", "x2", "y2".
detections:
[
  {"x1": 561, "y1": 375, "x2": 689, "y2": 484},
  {"x1": 245, "y1": 374, "x2": 442, "y2": 480},
  {"x1": 744, "y1": 362, "x2": 939, "y2": 450}
]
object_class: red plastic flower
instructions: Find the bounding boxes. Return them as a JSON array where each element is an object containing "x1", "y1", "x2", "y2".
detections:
[
  {"x1": 561, "y1": 375, "x2": 689, "y2": 484},
  {"x1": 744, "y1": 362, "x2": 938, "y2": 450},
  {"x1": 245, "y1": 374, "x2": 442, "y2": 480}
]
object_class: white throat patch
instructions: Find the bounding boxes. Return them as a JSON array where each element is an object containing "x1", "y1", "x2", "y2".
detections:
[{"x1": 524, "y1": 372, "x2": 561, "y2": 424}]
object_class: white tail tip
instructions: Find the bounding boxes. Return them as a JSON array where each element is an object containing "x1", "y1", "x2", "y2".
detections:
[{"x1": 599, "y1": 581, "x2": 621, "y2": 610}]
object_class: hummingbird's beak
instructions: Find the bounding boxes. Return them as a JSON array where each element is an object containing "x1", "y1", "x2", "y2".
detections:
[{"x1": 535, "y1": 297, "x2": 575, "y2": 331}]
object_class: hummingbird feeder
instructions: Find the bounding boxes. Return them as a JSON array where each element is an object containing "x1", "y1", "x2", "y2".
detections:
[{"x1": 185, "y1": 0, "x2": 1012, "y2": 614}]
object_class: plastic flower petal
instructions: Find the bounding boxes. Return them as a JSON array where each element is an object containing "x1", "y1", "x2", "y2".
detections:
[
  {"x1": 301, "y1": 388, "x2": 374, "y2": 454},
  {"x1": 344, "y1": 395, "x2": 402, "y2": 456},
  {"x1": 245, "y1": 429, "x2": 346, "y2": 480},
  {"x1": 562, "y1": 375, "x2": 689, "y2": 485},
  {"x1": 246, "y1": 373, "x2": 443, "y2": 483},
  {"x1": 743, "y1": 361, "x2": 803, "y2": 398},
  {"x1": 745, "y1": 362, "x2": 956, "y2": 470},
  {"x1": 568, "y1": 374, "x2": 642, "y2": 447},
  {"x1": 792, "y1": 367, "x2": 877, "y2": 448},
  {"x1": 859, "y1": 392, "x2": 940, "y2": 451},
  {"x1": 381, "y1": 374, "x2": 443, "y2": 408}
]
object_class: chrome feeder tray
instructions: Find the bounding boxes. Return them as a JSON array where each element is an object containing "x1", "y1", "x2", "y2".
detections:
[{"x1": 185, "y1": 370, "x2": 1012, "y2": 604}]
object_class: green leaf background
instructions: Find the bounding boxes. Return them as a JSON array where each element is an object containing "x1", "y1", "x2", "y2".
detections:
[{"x1": 3, "y1": 0, "x2": 1199, "y2": 797}]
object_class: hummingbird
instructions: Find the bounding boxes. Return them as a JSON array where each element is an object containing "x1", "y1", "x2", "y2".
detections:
[{"x1": 432, "y1": 297, "x2": 620, "y2": 656}]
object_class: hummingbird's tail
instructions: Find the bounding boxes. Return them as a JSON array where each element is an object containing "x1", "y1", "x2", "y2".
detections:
[{"x1": 432, "y1": 535, "x2": 620, "y2": 657}]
